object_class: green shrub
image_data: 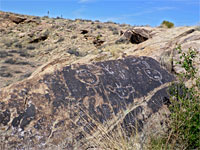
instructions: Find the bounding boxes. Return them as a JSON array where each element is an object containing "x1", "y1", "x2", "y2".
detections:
[
  {"x1": 150, "y1": 46, "x2": 200, "y2": 149},
  {"x1": 168, "y1": 46, "x2": 200, "y2": 149},
  {"x1": 161, "y1": 20, "x2": 174, "y2": 28}
]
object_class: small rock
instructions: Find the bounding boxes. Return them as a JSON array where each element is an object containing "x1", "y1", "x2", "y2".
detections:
[
  {"x1": 96, "y1": 24, "x2": 103, "y2": 29},
  {"x1": 120, "y1": 30, "x2": 124, "y2": 36},
  {"x1": 18, "y1": 33, "x2": 26, "y2": 38},
  {"x1": 80, "y1": 29, "x2": 89, "y2": 34},
  {"x1": 29, "y1": 30, "x2": 49, "y2": 43},
  {"x1": 93, "y1": 39, "x2": 104, "y2": 47}
]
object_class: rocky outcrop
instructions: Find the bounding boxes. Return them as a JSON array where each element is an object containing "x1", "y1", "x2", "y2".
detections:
[
  {"x1": 9, "y1": 15, "x2": 27, "y2": 24},
  {"x1": 125, "y1": 27, "x2": 200, "y2": 76},
  {"x1": 0, "y1": 10, "x2": 199, "y2": 150},
  {"x1": 0, "y1": 56, "x2": 174, "y2": 150},
  {"x1": 29, "y1": 30, "x2": 49, "y2": 43},
  {"x1": 159, "y1": 28, "x2": 200, "y2": 75},
  {"x1": 0, "y1": 11, "x2": 199, "y2": 89},
  {"x1": 123, "y1": 29, "x2": 151, "y2": 44}
]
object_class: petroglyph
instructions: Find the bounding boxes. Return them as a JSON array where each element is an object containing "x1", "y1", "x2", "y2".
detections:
[{"x1": 0, "y1": 56, "x2": 174, "y2": 150}]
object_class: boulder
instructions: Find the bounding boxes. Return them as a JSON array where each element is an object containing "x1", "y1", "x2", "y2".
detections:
[
  {"x1": 80, "y1": 29, "x2": 89, "y2": 34},
  {"x1": 0, "y1": 56, "x2": 174, "y2": 150},
  {"x1": 159, "y1": 28, "x2": 200, "y2": 75},
  {"x1": 123, "y1": 29, "x2": 151, "y2": 44},
  {"x1": 29, "y1": 30, "x2": 49, "y2": 43},
  {"x1": 9, "y1": 15, "x2": 26, "y2": 24}
]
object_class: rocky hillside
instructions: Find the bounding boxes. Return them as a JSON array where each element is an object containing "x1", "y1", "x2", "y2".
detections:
[
  {"x1": 1, "y1": 11, "x2": 199, "y2": 89},
  {"x1": 0, "y1": 12, "x2": 200, "y2": 88},
  {"x1": 0, "y1": 11, "x2": 134, "y2": 88},
  {"x1": 0, "y1": 11, "x2": 200, "y2": 150}
]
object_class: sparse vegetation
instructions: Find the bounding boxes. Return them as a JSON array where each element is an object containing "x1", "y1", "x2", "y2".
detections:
[
  {"x1": 67, "y1": 24, "x2": 77, "y2": 30},
  {"x1": 96, "y1": 34, "x2": 102, "y2": 40},
  {"x1": 149, "y1": 46, "x2": 200, "y2": 149},
  {"x1": 108, "y1": 26, "x2": 119, "y2": 35},
  {"x1": 0, "y1": 72, "x2": 13, "y2": 77},
  {"x1": 20, "y1": 72, "x2": 32, "y2": 80},
  {"x1": 112, "y1": 30, "x2": 119, "y2": 35},
  {"x1": 4, "y1": 39, "x2": 18, "y2": 47},
  {"x1": 19, "y1": 51, "x2": 31, "y2": 57},
  {"x1": 195, "y1": 25, "x2": 200, "y2": 31},
  {"x1": 161, "y1": 20, "x2": 174, "y2": 28},
  {"x1": 4, "y1": 58, "x2": 30, "y2": 65},
  {"x1": 96, "y1": 24, "x2": 103, "y2": 29},
  {"x1": 43, "y1": 16, "x2": 49, "y2": 19},
  {"x1": 14, "y1": 42, "x2": 22, "y2": 48},
  {"x1": 0, "y1": 51, "x2": 9, "y2": 58},
  {"x1": 94, "y1": 46, "x2": 200, "y2": 150},
  {"x1": 0, "y1": 11, "x2": 199, "y2": 149},
  {"x1": 67, "y1": 48, "x2": 80, "y2": 56},
  {"x1": 115, "y1": 37, "x2": 129, "y2": 44},
  {"x1": 26, "y1": 45, "x2": 36, "y2": 50},
  {"x1": 71, "y1": 35, "x2": 77, "y2": 39},
  {"x1": 56, "y1": 37, "x2": 65, "y2": 43}
]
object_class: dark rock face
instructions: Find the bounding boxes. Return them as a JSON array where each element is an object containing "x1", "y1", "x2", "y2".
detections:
[{"x1": 0, "y1": 56, "x2": 174, "y2": 150}]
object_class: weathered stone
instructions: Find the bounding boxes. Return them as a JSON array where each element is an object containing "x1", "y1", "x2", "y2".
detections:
[
  {"x1": 29, "y1": 30, "x2": 49, "y2": 43},
  {"x1": 93, "y1": 39, "x2": 104, "y2": 47},
  {"x1": 159, "y1": 28, "x2": 200, "y2": 75},
  {"x1": 80, "y1": 29, "x2": 89, "y2": 34},
  {"x1": 0, "y1": 56, "x2": 174, "y2": 150},
  {"x1": 123, "y1": 29, "x2": 151, "y2": 44},
  {"x1": 9, "y1": 15, "x2": 26, "y2": 24},
  {"x1": 29, "y1": 34, "x2": 48, "y2": 43}
]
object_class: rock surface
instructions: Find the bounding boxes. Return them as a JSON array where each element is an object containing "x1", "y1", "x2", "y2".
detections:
[
  {"x1": 0, "y1": 56, "x2": 174, "y2": 150},
  {"x1": 0, "y1": 11, "x2": 199, "y2": 150}
]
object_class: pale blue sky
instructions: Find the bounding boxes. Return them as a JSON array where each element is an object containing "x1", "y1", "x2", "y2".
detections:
[{"x1": 0, "y1": 0, "x2": 199, "y2": 26}]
